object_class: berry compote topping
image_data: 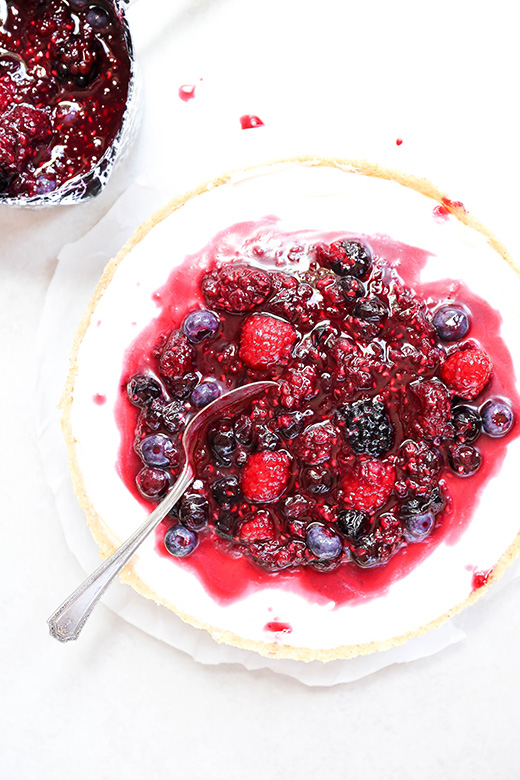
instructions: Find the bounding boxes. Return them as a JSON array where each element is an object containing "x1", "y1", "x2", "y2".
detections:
[
  {"x1": 0, "y1": 0, "x2": 130, "y2": 198},
  {"x1": 115, "y1": 221, "x2": 519, "y2": 606}
]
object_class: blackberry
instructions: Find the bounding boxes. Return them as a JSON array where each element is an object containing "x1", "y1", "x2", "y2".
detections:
[
  {"x1": 340, "y1": 398, "x2": 393, "y2": 457},
  {"x1": 399, "y1": 486, "x2": 446, "y2": 520}
]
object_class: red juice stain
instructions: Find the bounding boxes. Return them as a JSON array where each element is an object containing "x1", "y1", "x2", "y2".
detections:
[
  {"x1": 179, "y1": 84, "x2": 196, "y2": 102},
  {"x1": 240, "y1": 114, "x2": 265, "y2": 129},
  {"x1": 264, "y1": 621, "x2": 292, "y2": 634},
  {"x1": 433, "y1": 204, "x2": 450, "y2": 221},
  {"x1": 472, "y1": 569, "x2": 492, "y2": 590},
  {"x1": 93, "y1": 393, "x2": 107, "y2": 405},
  {"x1": 396, "y1": 138, "x2": 403, "y2": 146},
  {"x1": 114, "y1": 219, "x2": 520, "y2": 608},
  {"x1": 442, "y1": 196, "x2": 467, "y2": 213}
]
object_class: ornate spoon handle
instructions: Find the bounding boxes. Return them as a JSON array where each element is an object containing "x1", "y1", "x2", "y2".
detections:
[{"x1": 47, "y1": 464, "x2": 193, "y2": 642}]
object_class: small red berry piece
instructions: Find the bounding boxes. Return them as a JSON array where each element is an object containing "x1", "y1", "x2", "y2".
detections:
[
  {"x1": 441, "y1": 348, "x2": 493, "y2": 400},
  {"x1": 409, "y1": 379, "x2": 454, "y2": 440},
  {"x1": 279, "y1": 364, "x2": 318, "y2": 409},
  {"x1": 202, "y1": 264, "x2": 271, "y2": 313},
  {"x1": 237, "y1": 511, "x2": 276, "y2": 542},
  {"x1": 341, "y1": 459, "x2": 396, "y2": 513},
  {"x1": 241, "y1": 450, "x2": 291, "y2": 503},
  {"x1": 159, "y1": 330, "x2": 195, "y2": 380},
  {"x1": 239, "y1": 314, "x2": 296, "y2": 369},
  {"x1": 294, "y1": 421, "x2": 337, "y2": 465}
]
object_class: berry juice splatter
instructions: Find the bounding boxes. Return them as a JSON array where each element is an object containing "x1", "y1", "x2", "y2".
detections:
[
  {"x1": 115, "y1": 219, "x2": 520, "y2": 607},
  {"x1": 0, "y1": 0, "x2": 131, "y2": 197}
]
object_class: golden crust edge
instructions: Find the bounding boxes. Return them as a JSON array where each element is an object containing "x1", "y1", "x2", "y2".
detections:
[{"x1": 60, "y1": 154, "x2": 520, "y2": 664}]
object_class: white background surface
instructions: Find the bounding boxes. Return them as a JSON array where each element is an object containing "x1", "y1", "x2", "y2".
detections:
[{"x1": 2, "y1": 0, "x2": 520, "y2": 777}]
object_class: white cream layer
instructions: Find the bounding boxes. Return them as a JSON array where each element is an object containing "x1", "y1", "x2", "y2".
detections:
[{"x1": 69, "y1": 161, "x2": 520, "y2": 653}]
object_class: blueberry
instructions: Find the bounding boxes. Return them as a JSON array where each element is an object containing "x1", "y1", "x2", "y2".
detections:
[
  {"x1": 137, "y1": 433, "x2": 176, "y2": 467},
  {"x1": 86, "y1": 5, "x2": 111, "y2": 29},
  {"x1": 161, "y1": 400, "x2": 185, "y2": 433},
  {"x1": 433, "y1": 305, "x2": 470, "y2": 342},
  {"x1": 399, "y1": 487, "x2": 446, "y2": 520},
  {"x1": 164, "y1": 525, "x2": 198, "y2": 557},
  {"x1": 337, "y1": 509, "x2": 371, "y2": 541},
  {"x1": 180, "y1": 493, "x2": 209, "y2": 530},
  {"x1": 233, "y1": 413, "x2": 254, "y2": 446},
  {"x1": 302, "y1": 465, "x2": 333, "y2": 494},
  {"x1": 452, "y1": 405, "x2": 481, "y2": 443},
  {"x1": 326, "y1": 240, "x2": 372, "y2": 279},
  {"x1": 481, "y1": 398, "x2": 514, "y2": 437},
  {"x1": 339, "y1": 275, "x2": 366, "y2": 303},
  {"x1": 136, "y1": 467, "x2": 170, "y2": 500},
  {"x1": 306, "y1": 523, "x2": 343, "y2": 560},
  {"x1": 182, "y1": 310, "x2": 220, "y2": 344},
  {"x1": 253, "y1": 424, "x2": 279, "y2": 451},
  {"x1": 214, "y1": 512, "x2": 237, "y2": 540},
  {"x1": 404, "y1": 511, "x2": 435, "y2": 542},
  {"x1": 278, "y1": 411, "x2": 306, "y2": 439},
  {"x1": 208, "y1": 420, "x2": 236, "y2": 465},
  {"x1": 352, "y1": 297, "x2": 388, "y2": 324},
  {"x1": 212, "y1": 475, "x2": 241, "y2": 505},
  {"x1": 191, "y1": 381, "x2": 220, "y2": 407},
  {"x1": 126, "y1": 375, "x2": 162, "y2": 407},
  {"x1": 448, "y1": 443, "x2": 482, "y2": 477}
]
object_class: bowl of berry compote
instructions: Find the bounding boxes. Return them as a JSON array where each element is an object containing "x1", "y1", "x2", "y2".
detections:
[{"x1": 0, "y1": 0, "x2": 136, "y2": 206}]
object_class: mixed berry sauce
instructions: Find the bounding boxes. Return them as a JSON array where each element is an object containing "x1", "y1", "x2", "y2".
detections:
[
  {"x1": 0, "y1": 0, "x2": 131, "y2": 198},
  {"x1": 114, "y1": 220, "x2": 519, "y2": 606}
]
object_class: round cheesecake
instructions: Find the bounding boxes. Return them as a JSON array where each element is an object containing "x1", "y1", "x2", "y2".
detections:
[{"x1": 62, "y1": 158, "x2": 520, "y2": 661}]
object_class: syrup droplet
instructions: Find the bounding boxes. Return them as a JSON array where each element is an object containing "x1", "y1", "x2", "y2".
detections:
[
  {"x1": 240, "y1": 114, "x2": 264, "y2": 129},
  {"x1": 93, "y1": 393, "x2": 107, "y2": 405},
  {"x1": 433, "y1": 204, "x2": 450, "y2": 221},
  {"x1": 396, "y1": 138, "x2": 403, "y2": 146},
  {"x1": 472, "y1": 569, "x2": 492, "y2": 590},
  {"x1": 264, "y1": 621, "x2": 292, "y2": 634},
  {"x1": 442, "y1": 196, "x2": 467, "y2": 213},
  {"x1": 178, "y1": 84, "x2": 196, "y2": 102}
]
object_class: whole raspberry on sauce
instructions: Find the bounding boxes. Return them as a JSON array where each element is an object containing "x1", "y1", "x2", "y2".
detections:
[
  {"x1": 159, "y1": 330, "x2": 195, "y2": 380},
  {"x1": 341, "y1": 458, "x2": 396, "y2": 513},
  {"x1": 241, "y1": 450, "x2": 291, "y2": 503},
  {"x1": 201, "y1": 264, "x2": 272, "y2": 313},
  {"x1": 239, "y1": 314, "x2": 297, "y2": 369},
  {"x1": 440, "y1": 348, "x2": 493, "y2": 400},
  {"x1": 237, "y1": 511, "x2": 276, "y2": 542}
]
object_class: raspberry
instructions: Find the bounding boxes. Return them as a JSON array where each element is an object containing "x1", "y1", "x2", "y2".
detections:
[
  {"x1": 159, "y1": 330, "x2": 195, "y2": 380},
  {"x1": 351, "y1": 513, "x2": 404, "y2": 567},
  {"x1": 395, "y1": 440, "x2": 442, "y2": 497},
  {"x1": 441, "y1": 348, "x2": 493, "y2": 400},
  {"x1": 294, "y1": 421, "x2": 337, "y2": 465},
  {"x1": 202, "y1": 264, "x2": 271, "y2": 313},
  {"x1": 267, "y1": 273, "x2": 319, "y2": 326},
  {"x1": 241, "y1": 450, "x2": 291, "y2": 503},
  {"x1": 52, "y1": 26, "x2": 101, "y2": 87},
  {"x1": 340, "y1": 398, "x2": 393, "y2": 457},
  {"x1": 279, "y1": 364, "x2": 318, "y2": 409},
  {"x1": 341, "y1": 458, "x2": 396, "y2": 513},
  {"x1": 408, "y1": 379, "x2": 454, "y2": 440},
  {"x1": 237, "y1": 511, "x2": 276, "y2": 542},
  {"x1": 239, "y1": 314, "x2": 296, "y2": 369}
]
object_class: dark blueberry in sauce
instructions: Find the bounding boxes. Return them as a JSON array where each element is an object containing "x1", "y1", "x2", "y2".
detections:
[
  {"x1": 452, "y1": 405, "x2": 481, "y2": 443},
  {"x1": 127, "y1": 375, "x2": 162, "y2": 407},
  {"x1": 191, "y1": 381, "x2": 220, "y2": 407},
  {"x1": 481, "y1": 398, "x2": 514, "y2": 437},
  {"x1": 433, "y1": 305, "x2": 470, "y2": 342},
  {"x1": 164, "y1": 525, "x2": 198, "y2": 557},
  {"x1": 448, "y1": 443, "x2": 482, "y2": 477},
  {"x1": 404, "y1": 511, "x2": 435, "y2": 542},
  {"x1": 182, "y1": 309, "x2": 220, "y2": 344},
  {"x1": 306, "y1": 523, "x2": 343, "y2": 560},
  {"x1": 137, "y1": 434, "x2": 176, "y2": 468}
]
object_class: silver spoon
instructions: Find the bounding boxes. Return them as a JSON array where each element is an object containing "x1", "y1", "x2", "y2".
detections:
[{"x1": 47, "y1": 380, "x2": 277, "y2": 642}]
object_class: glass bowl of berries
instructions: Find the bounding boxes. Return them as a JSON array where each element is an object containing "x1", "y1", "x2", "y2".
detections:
[{"x1": 0, "y1": 0, "x2": 138, "y2": 206}]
